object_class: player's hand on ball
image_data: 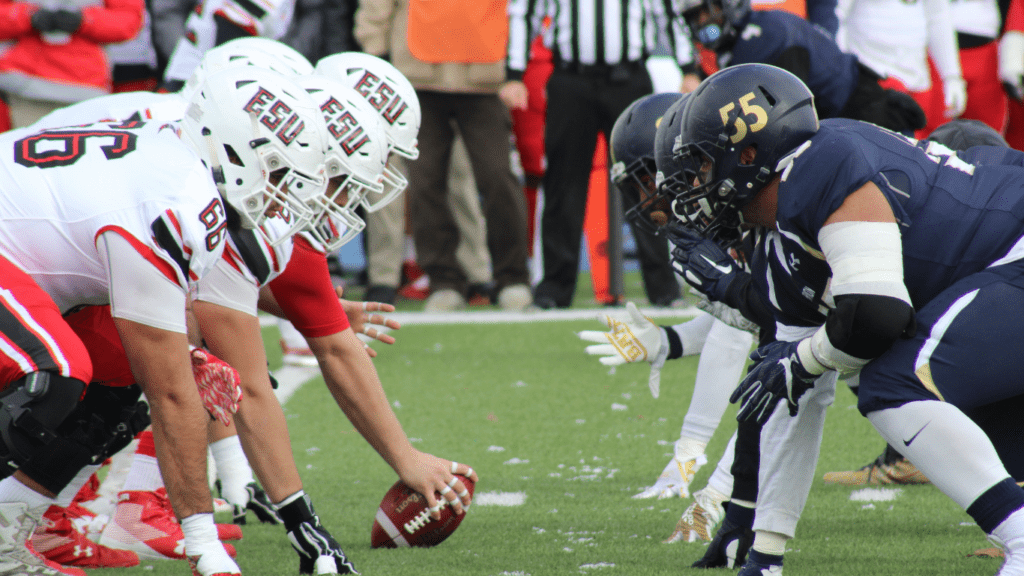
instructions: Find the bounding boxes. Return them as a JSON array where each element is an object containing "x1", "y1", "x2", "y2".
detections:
[
  {"x1": 578, "y1": 302, "x2": 667, "y2": 366},
  {"x1": 396, "y1": 451, "x2": 477, "y2": 519}
]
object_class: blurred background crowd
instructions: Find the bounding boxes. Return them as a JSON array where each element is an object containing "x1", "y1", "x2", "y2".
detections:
[{"x1": 4, "y1": 0, "x2": 1024, "y2": 321}]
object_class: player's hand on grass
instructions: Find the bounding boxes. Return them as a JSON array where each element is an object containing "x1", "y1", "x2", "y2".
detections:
[
  {"x1": 336, "y1": 286, "x2": 400, "y2": 357},
  {"x1": 190, "y1": 347, "x2": 242, "y2": 426},
  {"x1": 578, "y1": 302, "x2": 671, "y2": 398},
  {"x1": 395, "y1": 450, "x2": 478, "y2": 519}
]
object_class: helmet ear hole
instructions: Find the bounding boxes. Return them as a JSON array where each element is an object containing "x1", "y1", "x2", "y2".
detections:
[
  {"x1": 740, "y1": 145, "x2": 757, "y2": 166},
  {"x1": 223, "y1": 144, "x2": 244, "y2": 167}
]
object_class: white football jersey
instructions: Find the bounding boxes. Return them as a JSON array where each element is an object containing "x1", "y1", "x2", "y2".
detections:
[
  {"x1": 0, "y1": 121, "x2": 228, "y2": 314},
  {"x1": 32, "y1": 92, "x2": 188, "y2": 131}
]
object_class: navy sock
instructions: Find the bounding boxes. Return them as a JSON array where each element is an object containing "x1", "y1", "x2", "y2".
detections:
[
  {"x1": 967, "y1": 478, "x2": 1024, "y2": 534},
  {"x1": 747, "y1": 549, "x2": 783, "y2": 566}
]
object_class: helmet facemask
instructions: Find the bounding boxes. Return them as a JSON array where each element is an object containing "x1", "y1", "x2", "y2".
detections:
[
  {"x1": 614, "y1": 157, "x2": 674, "y2": 235},
  {"x1": 362, "y1": 155, "x2": 408, "y2": 212},
  {"x1": 666, "y1": 143, "x2": 750, "y2": 247},
  {"x1": 305, "y1": 170, "x2": 372, "y2": 251}
]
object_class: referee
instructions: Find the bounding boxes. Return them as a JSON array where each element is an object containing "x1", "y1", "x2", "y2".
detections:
[{"x1": 501, "y1": 0, "x2": 697, "y2": 309}]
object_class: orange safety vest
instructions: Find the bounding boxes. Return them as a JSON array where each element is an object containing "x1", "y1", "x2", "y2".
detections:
[{"x1": 406, "y1": 0, "x2": 510, "y2": 64}]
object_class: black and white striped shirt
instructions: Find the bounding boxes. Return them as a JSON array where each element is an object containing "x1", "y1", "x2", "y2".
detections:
[{"x1": 506, "y1": 0, "x2": 694, "y2": 79}]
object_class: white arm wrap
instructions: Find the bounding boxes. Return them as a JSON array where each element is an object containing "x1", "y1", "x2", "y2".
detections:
[
  {"x1": 818, "y1": 221, "x2": 911, "y2": 302},
  {"x1": 795, "y1": 221, "x2": 912, "y2": 376}
]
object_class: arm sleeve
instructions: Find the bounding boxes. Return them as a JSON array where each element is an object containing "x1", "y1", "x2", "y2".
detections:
[
  {"x1": 353, "y1": 0, "x2": 394, "y2": 56},
  {"x1": 924, "y1": 0, "x2": 963, "y2": 80},
  {"x1": 191, "y1": 257, "x2": 260, "y2": 316},
  {"x1": 266, "y1": 236, "x2": 350, "y2": 338},
  {"x1": 78, "y1": 0, "x2": 146, "y2": 44},
  {"x1": 98, "y1": 231, "x2": 188, "y2": 334}
]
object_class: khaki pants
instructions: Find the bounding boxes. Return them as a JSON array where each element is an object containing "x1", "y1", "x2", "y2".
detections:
[
  {"x1": 365, "y1": 129, "x2": 492, "y2": 288},
  {"x1": 7, "y1": 94, "x2": 65, "y2": 129}
]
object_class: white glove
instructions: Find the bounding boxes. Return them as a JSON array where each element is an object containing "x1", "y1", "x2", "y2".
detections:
[
  {"x1": 1000, "y1": 30, "x2": 1024, "y2": 101},
  {"x1": 577, "y1": 302, "x2": 670, "y2": 398},
  {"x1": 942, "y1": 76, "x2": 967, "y2": 119}
]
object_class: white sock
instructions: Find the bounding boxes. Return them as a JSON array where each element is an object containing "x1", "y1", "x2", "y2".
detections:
[
  {"x1": 674, "y1": 436, "x2": 708, "y2": 463},
  {"x1": 96, "y1": 439, "x2": 137, "y2": 502},
  {"x1": 753, "y1": 530, "x2": 788, "y2": 555},
  {"x1": 55, "y1": 464, "x2": 102, "y2": 507},
  {"x1": 868, "y1": 400, "x2": 1010, "y2": 509},
  {"x1": 706, "y1": 432, "x2": 737, "y2": 498},
  {"x1": 682, "y1": 319, "x2": 753, "y2": 443},
  {"x1": 181, "y1": 513, "x2": 221, "y2": 556},
  {"x1": 0, "y1": 477, "x2": 54, "y2": 520},
  {"x1": 122, "y1": 439, "x2": 165, "y2": 493},
  {"x1": 993, "y1": 507, "x2": 1024, "y2": 551},
  {"x1": 210, "y1": 435, "x2": 254, "y2": 506}
]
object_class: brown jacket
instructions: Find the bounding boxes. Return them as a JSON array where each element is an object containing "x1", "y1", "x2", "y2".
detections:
[{"x1": 354, "y1": 0, "x2": 506, "y2": 94}]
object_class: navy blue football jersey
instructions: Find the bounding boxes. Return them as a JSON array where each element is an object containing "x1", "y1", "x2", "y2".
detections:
[
  {"x1": 749, "y1": 230, "x2": 832, "y2": 333},
  {"x1": 727, "y1": 10, "x2": 859, "y2": 118},
  {"x1": 774, "y1": 118, "x2": 1024, "y2": 310}
]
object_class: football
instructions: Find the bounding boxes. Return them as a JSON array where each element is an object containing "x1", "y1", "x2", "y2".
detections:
[{"x1": 370, "y1": 474, "x2": 475, "y2": 548}]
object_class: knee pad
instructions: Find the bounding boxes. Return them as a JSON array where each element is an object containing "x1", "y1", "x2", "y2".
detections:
[
  {"x1": 60, "y1": 383, "x2": 151, "y2": 463},
  {"x1": 0, "y1": 372, "x2": 85, "y2": 466}
]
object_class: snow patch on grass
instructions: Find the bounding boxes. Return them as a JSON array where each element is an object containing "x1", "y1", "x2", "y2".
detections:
[{"x1": 850, "y1": 488, "x2": 902, "y2": 502}]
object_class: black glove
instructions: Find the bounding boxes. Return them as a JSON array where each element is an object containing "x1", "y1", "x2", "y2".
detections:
[
  {"x1": 669, "y1": 228, "x2": 746, "y2": 303},
  {"x1": 278, "y1": 493, "x2": 358, "y2": 575},
  {"x1": 691, "y1": 516, "x2": 754, "y2": 568},
  {"x1": 730, "y1": 340, "x2": 819, "y2": 424},
  {"x1": 30, "y1": 9, "x2": 55, "y2": 33},
  {"x1": 50, "y1": 9, "x2": 82, "y2": 33}
]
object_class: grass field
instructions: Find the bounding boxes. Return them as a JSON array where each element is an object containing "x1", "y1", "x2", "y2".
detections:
[{"x1": 95, "y1": 277, "x2": 1006, "y2": 576}]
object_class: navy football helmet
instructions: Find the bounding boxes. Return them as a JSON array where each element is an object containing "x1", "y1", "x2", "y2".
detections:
[
  {"x1": 677, "y1": 0, "x2": 751, "y2": 52},
  {"x1": 665, "y1": 63, "x2": 818, "y2": 246},
  {"x1": 610, "y1": 92, "x2": 686, "y2": 234}
]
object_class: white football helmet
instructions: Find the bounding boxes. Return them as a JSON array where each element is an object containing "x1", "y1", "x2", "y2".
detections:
[
  {"x1": 181, "y1": 66, "x2": 331, "y2": 246},
  {"x1": 181, "y1": 42, "x2": 304, "y2": 102},
  {"x1": 313, "y1": 52, "x2": 420, "y2": 210},
  {"x1": 295, "y1": 76, "x2": 390, "y2": 250},
  {"x1": 219, "y1": 37, "x2": 314, "y2": 75}
]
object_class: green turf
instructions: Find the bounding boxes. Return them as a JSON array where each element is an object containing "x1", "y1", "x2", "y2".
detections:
[{"x1": 95, "y1": 315, "x2": 1003, "y2": 576}]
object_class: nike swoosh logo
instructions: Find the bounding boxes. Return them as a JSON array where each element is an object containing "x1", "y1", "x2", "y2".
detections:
[
  {"x1": 700, "y1": 254, "x2": 733, "y2": 275},
  {"x1": 903, "y1": 421, "x2": 931, "y2": 447}
]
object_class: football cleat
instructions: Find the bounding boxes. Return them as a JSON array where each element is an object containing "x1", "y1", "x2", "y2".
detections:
[
  {"x1": 737, "y1": 550, "x2": 784, "y2": 575},
  {"x1": 0, "y1": 502, "x2": 84, "y2": 576},
  {"x1": 691, "y1": 516, "x2": 754, "y2": 569},
  {"x1": 823, "y1": 444, "x2": 929, "y2": 486},
  {"x1": 634, "y1": 453, "x2": 708, "y2": 499},
  {"x1": 98, "y1": 490, "x2": 237, "y2": 561},
  {"x1": 233, "y1": 482, "x2": 282, "y2": 525},
  {"x1": 31, "y1": 504, "x2": 140, "y2": 568},
  {"x1": 664, "y1": 487, "x2": 728, "y2": 543}
]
